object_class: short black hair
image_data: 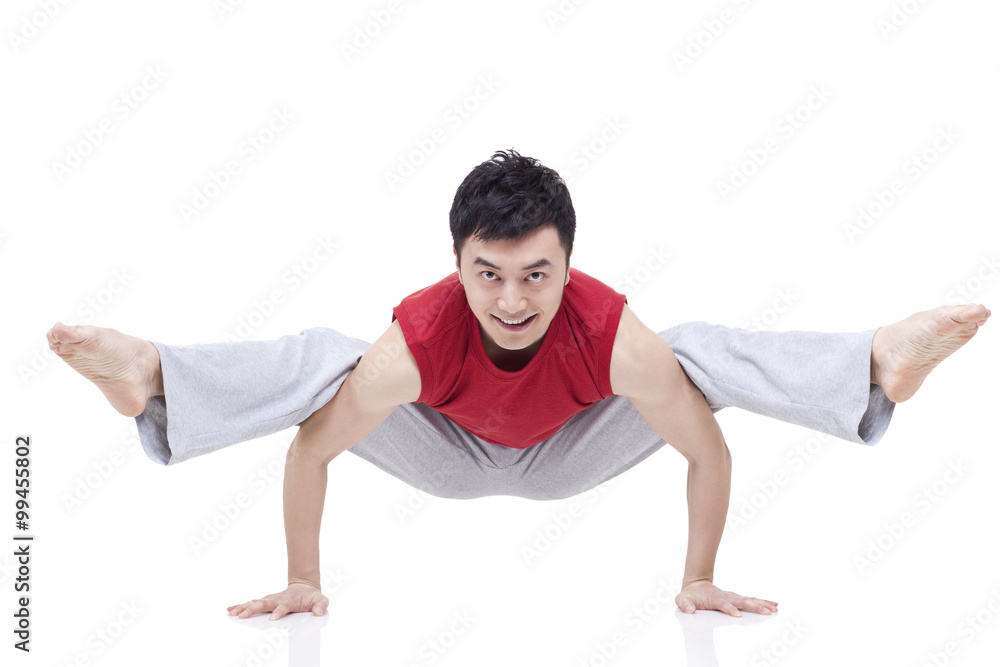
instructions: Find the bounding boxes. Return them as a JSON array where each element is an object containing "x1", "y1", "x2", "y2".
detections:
[{"x1": 450, "y1": 148, "x2": 575, "y2": 270}]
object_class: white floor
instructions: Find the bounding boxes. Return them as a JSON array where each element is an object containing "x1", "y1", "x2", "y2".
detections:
[{"x1": 11, "y1": 397, "x2": 1000, "y2": 666}]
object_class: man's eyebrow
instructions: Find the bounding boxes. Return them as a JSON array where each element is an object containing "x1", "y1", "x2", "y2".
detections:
[{"x1": 472, "y1": 257, "x2": 553, "y2": 271}]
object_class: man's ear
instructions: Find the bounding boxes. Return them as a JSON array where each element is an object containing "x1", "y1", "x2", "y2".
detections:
[{"x1": 453, "y1": 247, "x2": 462, "y2": 284}]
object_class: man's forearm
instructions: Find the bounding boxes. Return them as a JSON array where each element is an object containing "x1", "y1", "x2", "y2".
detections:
[
  {"x1": 682, "y1": 443, "x2": 732, "y2": 586},
  {"x1": 280, "y1": 372, "x2": 388, "y2": 590},
  {"x1": 283, "y1": 437, "x2": 328, "y2": 588},
  {"x1": 626, "y1": 353, "x2": 734, "y2": 588}
]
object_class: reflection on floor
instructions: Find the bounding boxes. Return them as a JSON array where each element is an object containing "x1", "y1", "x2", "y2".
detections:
[
  {"x1": 230, "y1": 612, "x2": 328, "y2": 666},
  {"x1": 231, "y1": 607, "x2": 778, "y2": 667},
  {"x1": 675, "y1": 608, "x2": 774, "y2": 666}
]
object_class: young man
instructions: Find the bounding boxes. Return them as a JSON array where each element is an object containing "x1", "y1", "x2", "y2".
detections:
[{"x1": 47, "y1": 149, "x2": 990, "y2": 622}]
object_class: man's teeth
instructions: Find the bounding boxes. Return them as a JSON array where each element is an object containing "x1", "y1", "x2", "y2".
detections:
[{"x1": 499, "y1": 316, "x2": 529, "y2": 325}]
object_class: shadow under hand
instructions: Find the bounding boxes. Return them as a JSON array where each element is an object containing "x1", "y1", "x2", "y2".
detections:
[{"x1": 674, "y1": 608, "x2": 774, "y2": 667}]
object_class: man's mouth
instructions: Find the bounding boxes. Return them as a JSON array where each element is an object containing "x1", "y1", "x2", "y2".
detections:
[{"x1": 493, "y1": 314, "x2": 536, "y2": 331}]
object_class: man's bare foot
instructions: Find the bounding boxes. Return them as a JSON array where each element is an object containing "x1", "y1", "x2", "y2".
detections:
[
  {"x1": 46, "y1": 322, "x2": 164, "y2": 417},
  {"x1": 871, "y1": 304, "x2": 991, "y2": 403}
]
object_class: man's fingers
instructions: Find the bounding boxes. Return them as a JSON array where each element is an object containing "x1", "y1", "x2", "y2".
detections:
[
  {"x1": 269, "y1": 604, "x2": 289, "y2": 621},
  {"x1": 747, "y1": 597, "x2": 778, "y2": 613},
  {"x1": 674, "y1": 593, "x2": 696, "y2": 614},
  {"x1": 736, "y1": 596, "x2": 778, "y2": 615},
  {"x1": 238, "y1": 599, "x2": 271, "y2": 618},
  {"x1": 719, "y1": 601, "x2": 742, "y2": 617},
  {"x1": 227, "y1": 602, "x2": 250, "y2": 616},
  {"x1": 676, "y1": 586, "x2": 779, "y2": 618}
]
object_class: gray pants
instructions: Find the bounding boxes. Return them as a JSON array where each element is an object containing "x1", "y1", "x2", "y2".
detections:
[{"x1": 134, "y1": 323, "x2": 894, "y2": 500}]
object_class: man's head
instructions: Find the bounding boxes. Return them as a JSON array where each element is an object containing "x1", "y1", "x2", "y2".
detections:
[
  {"x1": 450, "y1": 148, "x2": 575, "y2": 269},
  {"x1": 450, "y1": 149, "x2": 576, "y2": 353}
]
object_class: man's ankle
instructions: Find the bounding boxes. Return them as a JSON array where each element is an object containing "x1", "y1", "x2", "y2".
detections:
[
  {"x1": 869, "y1": 327, "x2": 886, "y2": 386},
  {"x1": 145, "y1": 341, "x2": 165, "y2": 397}
]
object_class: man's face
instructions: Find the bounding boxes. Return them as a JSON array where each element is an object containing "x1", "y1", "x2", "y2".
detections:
[{"x1": 455, "y1": 225, "x2": 570, "y2": 352}]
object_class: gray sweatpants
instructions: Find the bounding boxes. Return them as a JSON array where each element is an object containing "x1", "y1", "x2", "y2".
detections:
[{"x1": 134, "y1": 323, "x2": 894, "y2": 500}]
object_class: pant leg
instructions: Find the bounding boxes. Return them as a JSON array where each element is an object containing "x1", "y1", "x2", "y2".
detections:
[
  {"x1": 659, "y1": 322, "x2": 895, "y2": 446},
  {"x1": 133, "y1": 327, "x2": 518, "y2": 500},
  {"x1": 135, "y1": 327, "x2": 370, "y2": 466}
]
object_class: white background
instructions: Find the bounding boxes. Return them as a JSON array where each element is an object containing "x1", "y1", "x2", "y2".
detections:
[{"x1": 2, "y1": 1, "x2": 998, "y2": 665}]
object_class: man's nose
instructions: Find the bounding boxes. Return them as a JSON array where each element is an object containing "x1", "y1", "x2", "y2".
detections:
[{"x1": 499, "y1": 284, "x2": 527, "y2": 313}]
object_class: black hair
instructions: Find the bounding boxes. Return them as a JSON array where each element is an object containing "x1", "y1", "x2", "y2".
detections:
[{"x1": 450, "y1": 148, "x2": 575, "y2": 269}]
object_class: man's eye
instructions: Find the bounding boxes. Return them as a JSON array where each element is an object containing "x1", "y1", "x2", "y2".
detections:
[{"x1": 481, "y1": 271, "x2": 545, "y2": 281}]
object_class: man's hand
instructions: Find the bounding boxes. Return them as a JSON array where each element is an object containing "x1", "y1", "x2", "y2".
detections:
[
  {"x1": 675, "y1": 580, "x2": 778, "y2": 617},
  {"x1": 227, "y1": 582, "x2": 329, "y2": 620}
]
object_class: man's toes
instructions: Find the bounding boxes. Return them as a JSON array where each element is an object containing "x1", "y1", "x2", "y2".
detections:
[
  {"x1": 951, "y1": 304, "x2": 989, "y2": 324},
  {"x1": 55, "y1": 323, "x2": 104, "y2": 349},
  {"x1": 50, "y1": 322, "x2": 81, "y2": 344}
]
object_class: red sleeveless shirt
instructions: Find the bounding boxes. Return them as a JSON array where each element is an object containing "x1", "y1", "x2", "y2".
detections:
[{"x1": 390, "y1": 268, "x2": 628, "y2": 448}]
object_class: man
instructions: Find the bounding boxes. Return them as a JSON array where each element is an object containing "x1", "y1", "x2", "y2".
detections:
[{"x1": 47, "y1": 149, "x2": 990, "y2": 622}]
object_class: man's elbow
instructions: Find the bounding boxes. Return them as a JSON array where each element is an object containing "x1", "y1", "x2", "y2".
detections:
[
  {"x1": 286, "y1": 429, "x2": 335, "y2": 468},
  {"x1": 686, "y1": 435, "x2": 731, "y2": 471},
  {"x1": 293, "y1": 378, "x2": 362, "y2": 466}
]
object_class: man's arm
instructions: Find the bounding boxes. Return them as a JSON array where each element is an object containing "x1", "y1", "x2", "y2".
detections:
[
  {"x1": 609, "y1": 305, "x2": 777, "y2": 617},
  {"x1": 284, "y1": 320, "x2": 420, "y2": 588},
  {"x1": 228, "y1": 320, "x2": 421, "y2": 620}
]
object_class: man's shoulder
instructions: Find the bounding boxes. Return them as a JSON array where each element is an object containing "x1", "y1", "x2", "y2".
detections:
[
  {"x1": 608, "y1": 304, "x2": 672, "y2": 399},
  {"x1": 387, "y1": 271, "x2": 469, "y2": 405},
  {"x1": 393, "y1": 271, "x2": 467, "y2": 339},
  {"x1": 349, "y1": 318, "x2": 422, "y2": 406},
  {"x1": 563, "y1": 267, "x2": 628, "y2": 333}
]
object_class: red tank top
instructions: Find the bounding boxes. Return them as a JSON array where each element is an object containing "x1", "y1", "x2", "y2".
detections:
[{"x1": 391, "y1": 268, "x2": 628, "y2": 448}]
